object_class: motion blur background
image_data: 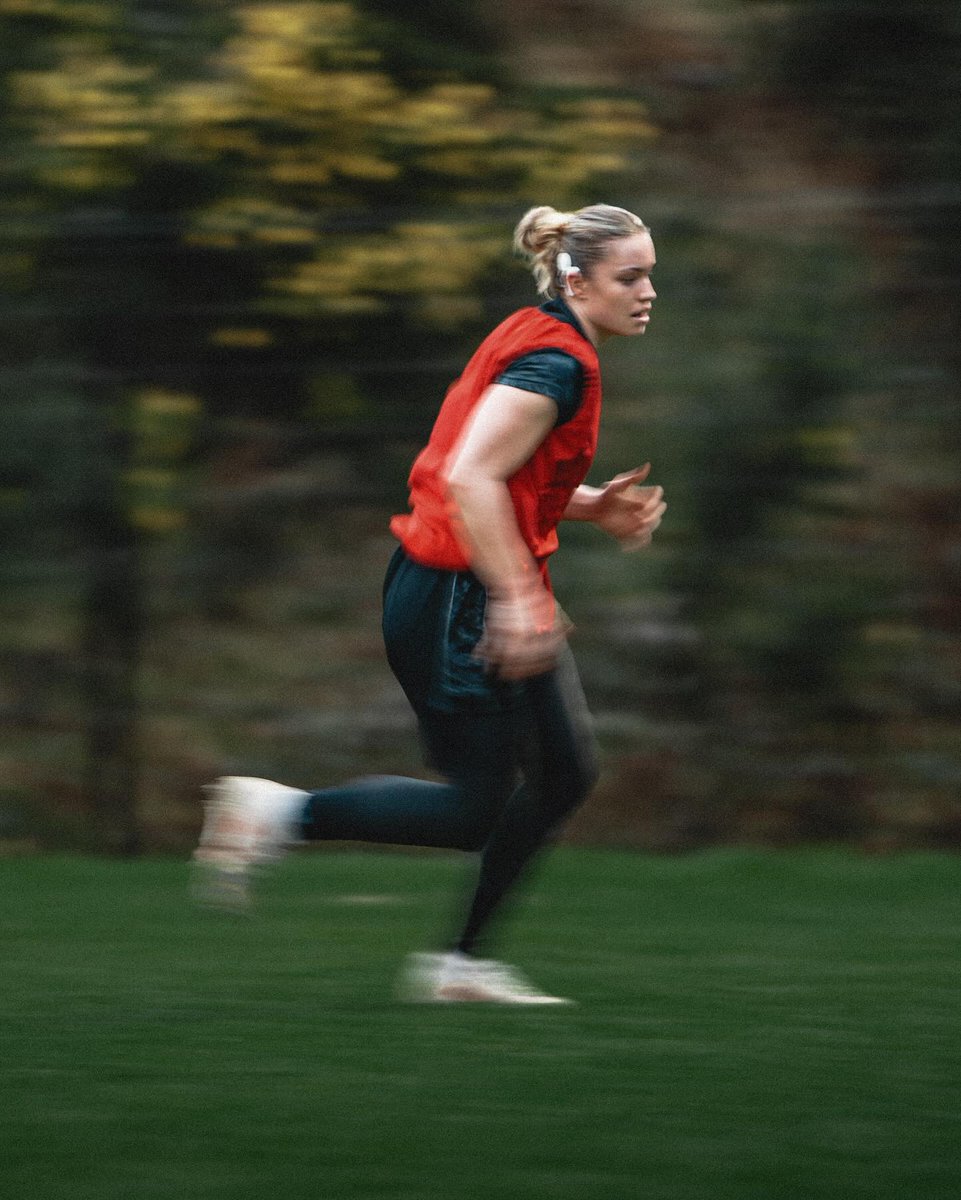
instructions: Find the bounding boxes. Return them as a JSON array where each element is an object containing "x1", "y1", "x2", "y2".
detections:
[{"x1": 2, "y1": 0, "x2": 959, "y2": 856}]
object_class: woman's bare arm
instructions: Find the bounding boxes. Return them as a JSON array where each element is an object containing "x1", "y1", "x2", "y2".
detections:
[{"x1": 444, "y1": 383, "x2": 563, "y2": 679}]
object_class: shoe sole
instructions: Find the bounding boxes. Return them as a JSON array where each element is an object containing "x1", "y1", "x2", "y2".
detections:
[
  {"x1": 190, "y1": 859, "x2": 252, "y2": 912},
  {"x1": 434, "y1": 988, "x2": 573, "y2": 1005}
]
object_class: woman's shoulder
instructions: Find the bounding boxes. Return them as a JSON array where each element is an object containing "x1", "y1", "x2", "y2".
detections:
[{"x1": 487, "y1": 304, "x2": 597, "y2": 364}]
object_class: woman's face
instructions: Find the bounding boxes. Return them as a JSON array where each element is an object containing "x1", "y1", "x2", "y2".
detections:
[{"x1": 569, "y1": 232, "x2": 656, "y2": 345}]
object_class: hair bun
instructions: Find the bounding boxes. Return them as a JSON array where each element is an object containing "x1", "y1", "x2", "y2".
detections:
[{"x1": 513, "y1": 205, "x2": 569, "y2": 256}]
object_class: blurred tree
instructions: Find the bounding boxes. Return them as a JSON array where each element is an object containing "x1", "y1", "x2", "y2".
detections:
[
  {"x1": 762, "y1": 0, "x2": 961, "y2": 839},
  {"x1": 534, "y1": 0, "x2": 961, "y2": 847}
]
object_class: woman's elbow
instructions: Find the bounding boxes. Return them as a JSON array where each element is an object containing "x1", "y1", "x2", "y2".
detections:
[{"x1": 443, "y1": 455, "x2": 476, "y2": 500}]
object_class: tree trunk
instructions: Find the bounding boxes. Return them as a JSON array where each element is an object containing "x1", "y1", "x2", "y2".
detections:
[{"x1": 80, "y1": 421, "x2": 144, "y2": 856}]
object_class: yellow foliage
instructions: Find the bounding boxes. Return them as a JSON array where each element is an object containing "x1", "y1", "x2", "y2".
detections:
[
  {"x1": 39, "y1": 164, "x2": 131, "y2": 190},
  {"x1": 268, "y1": 160, "x2": 333, "y2": 186},
  {"x1": 1, "y1": 0, "x2": 112, "y2": 21},
  {"x1": 326, "y1": 153, "x2": 400, "y2": 182},
  {"x1": 275, "y1": 223, "x2": 504, "y2": 307},
  {"x1": 129, "y1": 505, "x2": 187, "y2": 534},
  {"x1": 128, "y1": 390, "x2": 201, "y2": 486},
  {"x1": 52, "y1": 129, "x2": 151, "y2": 149},
  {"x1": 190, "y1": 199, "x2": 316, "y2": 245},
  {"x1": 414, "y1": 294, "x2": 483, "y2": 330},
  {"x1": 210, "y1": 328, "x2": 275, "y2": 348},
  {"x1": 138, "y1": 390, "x2": 201, "y2": 418},
  {"x1": 14, "y1": 60, "x2": 154, "y2": 110},
  {"x1": 240, "y1": 2, "x2": 355, "y2": 44},
  {"x1": 416, "y1": 150, "x2": 493, "y2": 177},
  {"x1": 226, "y1": 3, "x2": 382, "y2": 87},
  {"x1": 6, "y1": 0, "x2": 657, "y2": 327},
  {"x1": 159, "y1": 83, "x2": 246, "y2": 127},
  {"x1": 253, "y1": 225, "x2": 317, "y2": 245}
]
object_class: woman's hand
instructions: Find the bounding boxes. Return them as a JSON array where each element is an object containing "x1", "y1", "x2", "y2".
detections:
[
  {"x1": 570, "y1": 463, "x2": 666, "y2": 550},
  {"x1": 473, "y1": 585, "x2": 571, "y2": 681}
]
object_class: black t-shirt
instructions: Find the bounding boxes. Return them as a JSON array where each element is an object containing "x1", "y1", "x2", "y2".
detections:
[{"x1": 494, "y1": 298, "x2": 591, "y2": 426}]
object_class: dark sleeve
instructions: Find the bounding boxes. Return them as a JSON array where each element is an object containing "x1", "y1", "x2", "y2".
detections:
[{"x1": 495, "y1": 349, "x2": 584, "y2": 426}]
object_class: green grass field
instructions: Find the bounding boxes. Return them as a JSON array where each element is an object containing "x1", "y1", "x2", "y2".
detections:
[{"x1": 2, "y1": 848, "x2": 960, "y2": 1200}]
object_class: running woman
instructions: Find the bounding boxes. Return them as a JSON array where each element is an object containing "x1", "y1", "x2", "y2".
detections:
[{"x1": 193, "y1": 203, "x2": 665, "y2": 1004}]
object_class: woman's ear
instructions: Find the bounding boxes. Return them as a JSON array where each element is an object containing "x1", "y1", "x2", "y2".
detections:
[{"x1": 557, "y1": 251, "x2": 582, "y2": 298}]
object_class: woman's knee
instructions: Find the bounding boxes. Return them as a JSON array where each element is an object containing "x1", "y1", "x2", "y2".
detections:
[{"x1": 451, "y1": 772, "x2": 515, "y2": 850}]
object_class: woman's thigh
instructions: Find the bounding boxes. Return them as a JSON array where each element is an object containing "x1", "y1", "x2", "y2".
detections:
[
  {"x1": 424, "y1": 645, "x2": 598, "y2": 806},
  {"x1": 512, "y1": 646, "x2": 600, "y2": 812}
]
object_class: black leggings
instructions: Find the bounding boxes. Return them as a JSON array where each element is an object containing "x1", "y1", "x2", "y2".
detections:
[{"x1": 301, "y1": 550, "x2": 599, "y2": 955}]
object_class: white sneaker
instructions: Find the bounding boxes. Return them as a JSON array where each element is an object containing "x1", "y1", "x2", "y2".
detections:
[
  {"x1": 192, "y1": 775, "x2": 308, "y2": 908},
  {"x1": 396, "y1": 953, "x2": 448, "y2": 1003},
  {"x1": 398, "y1": 951, "x2": 573, "y2": 1006}
]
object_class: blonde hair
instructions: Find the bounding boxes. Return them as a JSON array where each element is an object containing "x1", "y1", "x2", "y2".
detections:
[{"x1": 513, "y1": 203, "x2": 650, "y2": 298}]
